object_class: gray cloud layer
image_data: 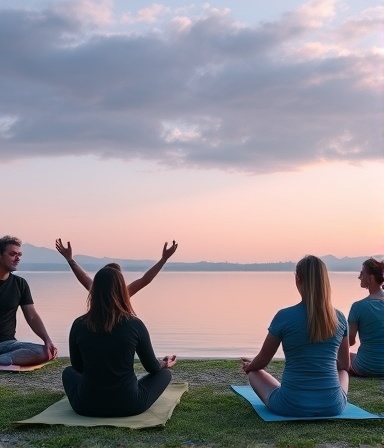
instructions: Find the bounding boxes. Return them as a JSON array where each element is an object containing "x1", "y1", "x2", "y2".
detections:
[{"x1": 0, "y1": 3, "x2": 382, "y2": 173}]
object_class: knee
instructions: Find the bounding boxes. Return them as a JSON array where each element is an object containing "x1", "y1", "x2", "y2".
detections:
[
  {"x1": 155, "y1": 368, "x2": 172, "y2": 388},
  {"x1": 62, "y1": 365, "x2": 71, "y2": 379},
  {"x1": 62, "y1": 365, "x2": 79, "y2": 385},
  {"x1": 0, "y1": 354, "x2": 13, "y2": 366},
  {"x1": 62, "y1": 366, "x2": 81, "y2": 396},
  {"x1": 162, "y1": 368, "x2": 172, "y2": 382}
]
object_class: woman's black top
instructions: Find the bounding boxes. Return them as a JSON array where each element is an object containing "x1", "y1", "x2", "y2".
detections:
[{"x1": 68, "y1": 315, "x2": 161, "y2": 414}]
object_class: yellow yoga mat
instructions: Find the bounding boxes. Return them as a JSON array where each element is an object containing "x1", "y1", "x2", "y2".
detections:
[
  {"x1": 0, "y1": 361, "x2": 54, "y2": 372},
  {"x1": 16, "y1": 382, "x2": 188, "y2": 428}
]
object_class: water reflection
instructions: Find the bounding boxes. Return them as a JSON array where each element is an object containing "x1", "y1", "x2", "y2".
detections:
[{"x1": 15, "y1": 271, "x2": 361, "y2": 358}]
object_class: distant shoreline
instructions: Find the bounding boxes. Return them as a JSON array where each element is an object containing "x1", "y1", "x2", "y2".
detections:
[
  {"x1": 17, "y1": 266, "x2": 361, "y2": 273},
  {"x1": 20, "y1": 244, "x2": 382, "y2": 272}
]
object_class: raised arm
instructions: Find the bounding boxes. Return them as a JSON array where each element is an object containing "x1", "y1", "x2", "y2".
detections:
[
  {"x1": 127, "y1": 241, "x2": 178, "y2": 297},
  {"x1": 55, "y1": 238, "x2": 93, "y2": 291}
]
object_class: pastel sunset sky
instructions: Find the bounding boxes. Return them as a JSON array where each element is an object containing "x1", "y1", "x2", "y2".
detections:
[{"x1": 1, "y1": 0, "x2": 383, "y2": 263}]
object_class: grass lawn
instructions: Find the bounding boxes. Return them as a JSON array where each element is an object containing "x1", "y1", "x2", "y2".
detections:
[{"x1": 0, "y1": 358, "x2": 383, "y2": 447}]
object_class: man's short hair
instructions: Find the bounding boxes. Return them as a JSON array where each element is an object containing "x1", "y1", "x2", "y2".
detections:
[{"x1": 0, "y1": 235, "x2": 22, "y2": 254}]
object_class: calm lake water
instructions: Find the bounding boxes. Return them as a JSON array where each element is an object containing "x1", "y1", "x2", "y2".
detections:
[{"x1": 14, "y1": 271, "x2": 363, "y2": 359}]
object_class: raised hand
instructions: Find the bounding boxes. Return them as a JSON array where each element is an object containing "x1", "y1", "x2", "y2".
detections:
[
  {"x1": 55, "y1": 238, "x2": 73, "y2": 261},
  {"x1": 162, "y1": 240, "x2": 178, "y2": 261}
]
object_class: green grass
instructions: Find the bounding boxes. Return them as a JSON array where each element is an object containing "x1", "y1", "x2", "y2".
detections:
[{"x1": 0, "y1": 359, "x2": 383, "y2": 447}]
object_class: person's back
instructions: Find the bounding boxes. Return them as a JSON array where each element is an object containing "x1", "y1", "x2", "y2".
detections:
[
  {"x1": 69, "y1": 315, "x2": 161, "y2": 415},
  {"x1": 348, "y1": 258, "x2": 384, "y2": 377},
  {"x1": 270, "y1": 303, "x2": 347, "y2": 416},
  {"x1": 349, "y1": 297, "x2": 384, "y2": 376},
  {"x1": 62, "y1": 266, "x2": 175, "y2": 417},
  {"x1": 241, "y1": 255, "x2": 349, "y2": 418}
]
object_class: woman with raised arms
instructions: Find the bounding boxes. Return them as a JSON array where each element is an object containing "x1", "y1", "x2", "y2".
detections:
[
  {"x1": 55, "y1": 238, "x2": 178, "y2": 297},
  {"x1": 62, "y1": 266, "x2": 176, "y2": 417}
]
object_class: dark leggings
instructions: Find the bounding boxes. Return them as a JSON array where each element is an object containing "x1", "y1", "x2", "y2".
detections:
[{"x1": 62, "y1": 366, "x2": 172, "y2": 417}]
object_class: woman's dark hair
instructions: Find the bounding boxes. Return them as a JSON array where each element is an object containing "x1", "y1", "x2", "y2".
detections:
[
  {"x1": 84, "y1": 267, "x2": 135, "y2": 332},
  {"x1": 362, "y1": 258, "x2": 384, "y2": 284},
  {"x1": 104, "y1": 262, "x2": 121, "y2": 271}
]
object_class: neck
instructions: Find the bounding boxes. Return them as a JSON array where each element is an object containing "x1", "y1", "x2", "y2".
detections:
[
  {"x1": 368, "y1": 284, "x2": 384, "y2": 298},
  {"x1": 0, "y1": 270, "x2": 10, "y2": 281}
]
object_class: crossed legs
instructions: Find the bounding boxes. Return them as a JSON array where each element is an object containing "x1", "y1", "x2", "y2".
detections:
[
  {"x1": 62, "y1": 366, "x2": 172, "y2": 417},
  {"x1": 247, "y1": 368, "x2": 349, "y2": 407},
  {"x1": 247, "y1": 369, "x2": 280, "y2": 405},
  {"x1": 0, "y1": 340, "x2": 49, "y2": 366}
]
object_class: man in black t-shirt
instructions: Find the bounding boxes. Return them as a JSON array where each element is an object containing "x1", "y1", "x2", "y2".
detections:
[{"x1": 0, "y1": 235, "x2": 57, "y2": 366}]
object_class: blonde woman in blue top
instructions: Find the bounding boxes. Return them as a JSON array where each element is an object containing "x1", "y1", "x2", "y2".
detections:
[
  {"x1": 242, "y1": 255, "x2": 350, "y2": 417},
  {"x1": 348, "y1": 258, "x2": 384, "y2": 377}
]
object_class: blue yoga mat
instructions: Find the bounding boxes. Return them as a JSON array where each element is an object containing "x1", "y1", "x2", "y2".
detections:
[{"x1": 231, "y1": 385, "x2": 384, "y2": 422}]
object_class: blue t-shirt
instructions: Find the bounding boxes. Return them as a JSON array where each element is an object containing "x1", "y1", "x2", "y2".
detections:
[
  {"x1": 267, "y1": 302, "x2": 348, "y2": 417},
  {"x1": 348, "y1": 297, "x2": 384, "y2": 376}
]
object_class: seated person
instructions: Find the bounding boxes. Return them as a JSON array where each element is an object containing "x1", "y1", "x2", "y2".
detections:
[
  {"x1": 55, "y1": 238, "x2": 177, "y2": 296},
  {"x1": 0, "y1": 235, "x2": 57, "y2": 366},
  {"x1": 241, "y1": 255, "x2": 349, "y2": 417},
  {"x1": 62, "y1": 266, "x2": 176, "y2": 417},
  {"x1": 348, "y1": 257, "x2": 384, "y2": 377}
]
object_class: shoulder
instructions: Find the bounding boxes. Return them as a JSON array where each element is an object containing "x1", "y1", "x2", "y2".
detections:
[
  {"x1": 335, "y1": 309, "x2": 347, "y2": 325},
  {"x1": 123, "y1": 316, "x2": 150, "y2": 333},
  {"x1": 349, "y1": 298, "x2": 370, "y2": 312},
  {"x1": 6, "y1": 274, "x2": 31, "y2": 298},
  {"x1": 72, "y1": 315, "x2": 87, "y2": 328},
  {"x1": 270, "y1": 303, "x2": 304, "y2": 326},
  {"x1": 275, "y1": 303, "x2": 304, "y2": 318},
  {"x1": 127, "y1": 316, "x2": 146, "y2": 327},
  {"x1": 117, "y1": 315, "x2": 145, "y2": 327},
  {"x1": 9, "y1": 274, "x2": 28, "y2": 286}
]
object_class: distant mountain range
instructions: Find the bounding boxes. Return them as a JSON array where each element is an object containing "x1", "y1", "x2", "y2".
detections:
[{"x1": 17, "y1": 244, "x2": 383, "y2": 272}]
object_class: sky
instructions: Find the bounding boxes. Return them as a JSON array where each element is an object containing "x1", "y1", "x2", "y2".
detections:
[{"x1": 1, "y1": 0, "x2": 383, "y2": 263}]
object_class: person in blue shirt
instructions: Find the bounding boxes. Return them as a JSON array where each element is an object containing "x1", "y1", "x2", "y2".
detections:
[
  {"x1": 348, "y1": 257, "x2": 384, "y2": 377},
  {"x1": 241, "y1": 255, "x2": 350, "y2": 417}
]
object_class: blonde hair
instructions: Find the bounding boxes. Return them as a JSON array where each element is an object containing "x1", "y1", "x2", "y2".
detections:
[{"x1": 296, "y1": 255, "x2": 337, "y2": 343}]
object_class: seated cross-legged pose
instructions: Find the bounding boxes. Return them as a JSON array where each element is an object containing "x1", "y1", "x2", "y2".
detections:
[
  {"x1": 241, "y1": 255, "x2": 350, "y2": 417},
  {"x1": 0, "y1": 235, "x2": 57, "y2": 366},
  {"x1": 348, "y1": 257, "x2": 384, "y2": 377},
  {"x1": 55, "y1": 238, "x2": 178, "y2": 297},
  {"x1": 62, "y1": 266, "x2": 176, "y2": 417}
]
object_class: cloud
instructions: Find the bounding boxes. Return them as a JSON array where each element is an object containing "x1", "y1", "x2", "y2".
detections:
[
  {"x1": 336, "y1": 5, "x2": 384, "y2": 47},
  {"x1": 0, "y1": 1, "x2": 382, "y2": 173},
  {"x1": 292, "y1": 0, "x2": 336, "y2": 29},
  {"x1": 53, "y1": 0, "x2": 114, "y2": 26},
  {"x1": 121, "y1": 3, "x2": 170, "y2": 24}
]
